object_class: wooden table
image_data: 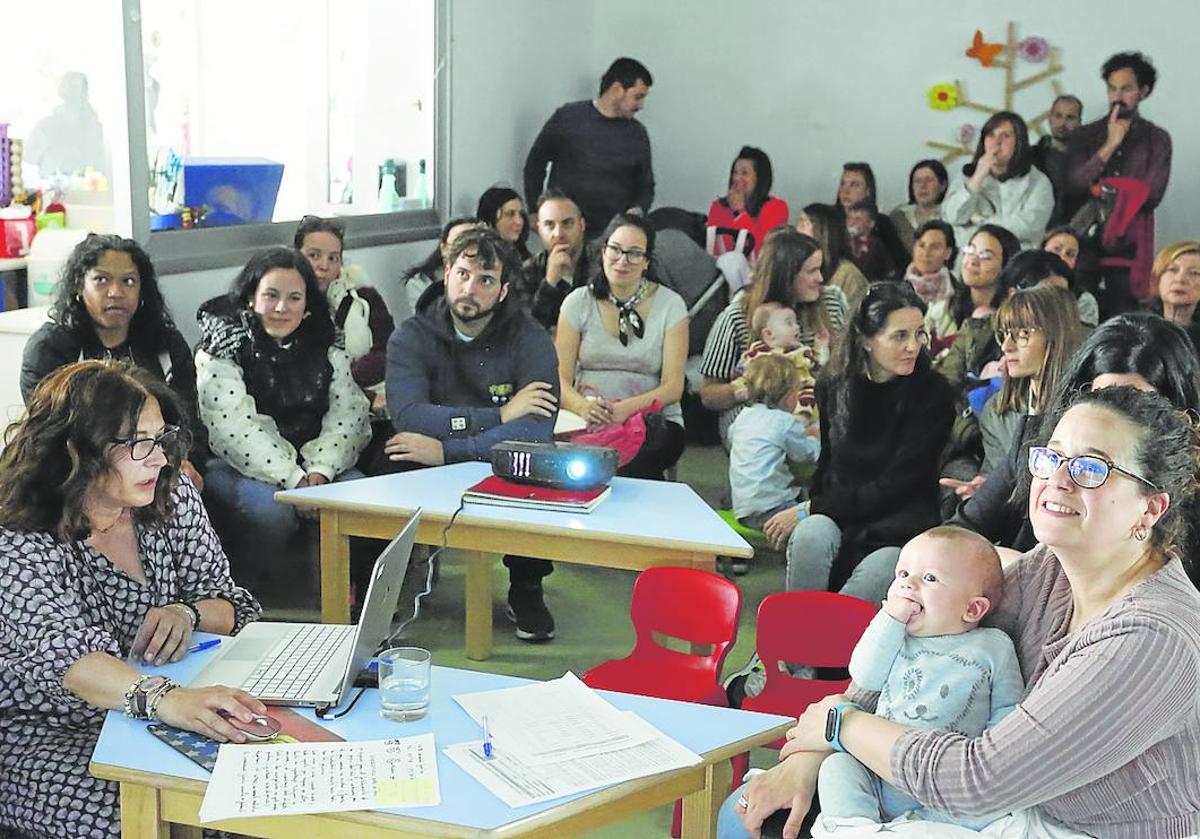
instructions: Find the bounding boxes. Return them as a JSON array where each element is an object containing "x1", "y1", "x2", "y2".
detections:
[
  {"x1": 91, "y1": 659, "x2": 791, "y2": 839},
  {"x1": 276, "y1": 462, "x2": 752, "y2": 660}
]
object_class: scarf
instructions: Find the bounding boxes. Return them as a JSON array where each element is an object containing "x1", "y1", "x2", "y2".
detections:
[
  {"x1": 904, "y1": 265, "x2": 953, "y2": 306},
  {"x1": 609, "y1": 280, "x2": 650, "y2": 346}
]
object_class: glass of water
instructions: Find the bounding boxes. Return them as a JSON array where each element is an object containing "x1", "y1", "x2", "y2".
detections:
[{"x1": 378, "y1": 647, "x2": 432, "y2": 721}]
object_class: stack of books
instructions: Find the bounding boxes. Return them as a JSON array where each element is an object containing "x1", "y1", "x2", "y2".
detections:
[{"x1": 462, "y1": 475, "x2": 611, "y2": 514}]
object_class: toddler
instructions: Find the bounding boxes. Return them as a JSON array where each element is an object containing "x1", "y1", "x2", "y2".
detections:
[
  {"x1": 817, "y1": 526, "x2": 1025, "y2": 830},
  {"x1": 734, "y1": 301, "x2": 819, "y2": 420},
  {"x1": 727, "y1": 353, "x2": 819, "y2": 531}
]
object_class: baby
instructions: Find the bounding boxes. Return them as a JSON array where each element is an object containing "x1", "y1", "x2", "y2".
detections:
[
  {"x1": 728, "y1": 353, "x2": 820, "y2": 531},
  {"x1": 817, "y1": 526, "x2": 1025, "y2": 830},
  {"x1": 734, "y1": 301, "x2": 819, "y2": 421}
]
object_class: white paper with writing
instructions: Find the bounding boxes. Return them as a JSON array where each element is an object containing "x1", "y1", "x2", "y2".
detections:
[
  {"x1": 444, "y1": 712, "x2": 701, "y2": 807},
  {"x1": 453, "y1": 671, "x2": 654, "y2": 765},
  {"x1": 198, "y1": 734, "x2": 439, "y2": 823}
]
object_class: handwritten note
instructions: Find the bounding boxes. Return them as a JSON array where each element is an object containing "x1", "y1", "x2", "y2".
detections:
[{"x1": 198, "y1": 734, "x2": 439, "y2": 823}]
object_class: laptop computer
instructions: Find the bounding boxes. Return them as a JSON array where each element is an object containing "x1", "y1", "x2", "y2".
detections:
[{"x1": 189, "y1": 509, "x2": 421, "y2": 708}]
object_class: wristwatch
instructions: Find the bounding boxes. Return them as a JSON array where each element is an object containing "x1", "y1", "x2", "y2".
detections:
[{"x1": 824, "y1": 701, "x2": 862, "y2": 753}]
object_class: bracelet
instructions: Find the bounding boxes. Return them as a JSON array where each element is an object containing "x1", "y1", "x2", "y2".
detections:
[
  {"x1": 123, "y1": 674, "x2": 155, "y2": 718},
  {"x1": 169, "y1": 602, "x2": 201, "y2": 630},
  {"x1": 147, "y1": 681, "x2": 180, "y2": 721}
]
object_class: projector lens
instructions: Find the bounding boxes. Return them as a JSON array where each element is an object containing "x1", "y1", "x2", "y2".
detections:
[{"x1": 566, "y1": 459, "x2": 587, "y2": 480}]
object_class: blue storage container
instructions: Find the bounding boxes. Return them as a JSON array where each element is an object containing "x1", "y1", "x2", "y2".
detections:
[{"x1": 182, "y1": 157, "x2": 284, "y2": 226}]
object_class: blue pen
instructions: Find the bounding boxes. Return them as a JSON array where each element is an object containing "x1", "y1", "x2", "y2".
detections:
[
  {"x1": 188, "y1": 639, "x2": 222, "y2": 654},
  {"x1": 482, "y1": 715, "x2": 494, "y2": 759}
]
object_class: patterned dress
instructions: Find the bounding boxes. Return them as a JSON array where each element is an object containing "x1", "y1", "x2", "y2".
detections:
[{"x1": 0, "y1": 480, "x2": 261, "y2": 838}]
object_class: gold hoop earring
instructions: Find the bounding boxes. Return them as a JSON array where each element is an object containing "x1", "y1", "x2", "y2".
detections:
[{"x1": 1133, "y1": 525, "x2": 1149, "y2": 542}]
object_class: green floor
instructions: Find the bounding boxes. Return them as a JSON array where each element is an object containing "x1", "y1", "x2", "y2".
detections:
[{"x1": 264, "y1": 443, "x2": 785, "y2": 837}]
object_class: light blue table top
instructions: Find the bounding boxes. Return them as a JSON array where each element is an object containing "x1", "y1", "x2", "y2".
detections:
[
  {"x1": 276, "y1": 460, "x2": 752, "y2": 557},
  {"x1": 92, "y1": 641, "x2": 790, "y2": 831}
]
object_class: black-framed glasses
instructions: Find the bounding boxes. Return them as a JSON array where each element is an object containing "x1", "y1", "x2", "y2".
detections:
[
  {"x1": 111, "y1": 426, "x2": 181, "y2": 461},
  {"x1": 995, "y1": 326, "x2": 1041, "y2": 348},
  {"x1": 1028, "y1": 446, "x2": 1158, "y2": 491},
  {"x1": 603, "y1": 243, "x2": 648, "y2": 265}
]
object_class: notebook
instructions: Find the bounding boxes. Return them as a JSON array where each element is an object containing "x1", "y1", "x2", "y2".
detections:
[
  {"x1": 188, "y1": 509, "x2": 420, "y2": 708},
  {"x1": 462, "y1": 475, "x2": 611, "y2": 513},
  {"x1": 147, "y1": 708, "x2": 342, "y2": 772}
]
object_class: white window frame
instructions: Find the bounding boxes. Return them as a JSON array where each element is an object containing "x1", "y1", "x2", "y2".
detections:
[{"x1": 119, "y1": 0, "x2": 450, "y2": 273}]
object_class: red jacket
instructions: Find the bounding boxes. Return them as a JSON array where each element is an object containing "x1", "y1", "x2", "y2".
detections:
[{"x1": 706, "y1": 196, "x2": 790, "y2": 256}]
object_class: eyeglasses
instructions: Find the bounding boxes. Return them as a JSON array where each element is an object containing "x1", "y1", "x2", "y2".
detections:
[
  {"x1": 995, "y1": 326, "x2": 1041, "y2": 348},
  {"x1": 882, "y1": 328, "x2": 931, "y2": 348},
  {"x1": 1027, "y1": 446, "x2": 1158, "y2": 491},
  {"x1": 961, "y1": 244, "x2": 997, "y2": 262},
  {"x1": 111, "y1": 426, "x2": 181, "y2": 461},
  {"x1": 603, "y1": 243, "x2": 648, "y2": 265}
]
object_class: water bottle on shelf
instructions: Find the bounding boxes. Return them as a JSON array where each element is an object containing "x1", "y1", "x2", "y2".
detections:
[
  {"x1": 415, "y1": 159, "x2": 430, "y2": 208},
  {"x1": 378, "y1": 159, "x2": 402, "y2": 212}
]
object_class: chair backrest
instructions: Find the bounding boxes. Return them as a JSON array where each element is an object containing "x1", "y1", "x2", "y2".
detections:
[
  {"x1": 745, "y1": 591, "x2": 877, "y2": 715},
  {"x1": 630, "y1": 566, "x2": 741, "y2": 668}
]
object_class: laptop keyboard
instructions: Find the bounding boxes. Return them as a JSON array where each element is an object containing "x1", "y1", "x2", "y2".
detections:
[{"x1": 242, "y1": 624, "x2": 356, "y2": 698}]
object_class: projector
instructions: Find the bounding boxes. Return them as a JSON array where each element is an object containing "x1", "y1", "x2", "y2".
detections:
[{"x1": 490, "y1": 441, "x2": 618, "y2": 490}]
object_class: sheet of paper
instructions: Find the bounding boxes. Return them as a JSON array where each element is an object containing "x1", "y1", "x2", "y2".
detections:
[
  {"x1": 453, "y1": 671, "x2": 654, "y2": 764},
  {"x1": 444, "y1": 712, "x2": 701, "y2": 807},
  {"x1": 553, "y1": 409, "x2": 588, "y2": 435},
  {"x1": 198, "y1": 734, "x2": 439, "y2": 823}
]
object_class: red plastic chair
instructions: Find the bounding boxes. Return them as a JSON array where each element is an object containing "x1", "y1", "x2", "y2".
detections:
[
  {"x1": 583, "y1": 566, "x2": 741, "y2": 706},
  {"x1": 731, "y1": 591, "x2": 877, "y2": 783},
  {"x1": 583, "y1": 567, "x2": 741, "y2": 836}
]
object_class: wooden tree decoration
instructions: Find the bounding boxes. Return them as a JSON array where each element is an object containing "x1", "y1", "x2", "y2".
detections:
[{"x1": 924, "y1": 22, "x2": 1065, "y2": 163}]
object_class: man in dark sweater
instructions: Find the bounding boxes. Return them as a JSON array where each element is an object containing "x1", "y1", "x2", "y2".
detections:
[
  {"x1": 1066, "y1": 51, "x2": 1172, "y2": 316},
  {"x1": 1031, "y1": 94, "x2": 1082, "y2": 227},
  {"x1": 519, "y1": 190, "x2": 593, "y2": 330},
  {"x1": 385, "y1": 228, "x2": 561, "y2": 641},
  {"x1": 523, "y1": 57, "x2": 655, "y2": 238}
]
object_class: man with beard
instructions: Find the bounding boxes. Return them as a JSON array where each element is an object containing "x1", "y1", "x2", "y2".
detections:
[
  {"x1": 519, "y1": 189, "x2": 592, "y2": 330},
  {"x1": 1031, "y1": 94, "x2": 1082, "y2": 226},
  {"x1": 1067, "y1": 51, "x2": 1172, "y2": 316},
  {"x1": 384, "y1": 227, "x2": 561, "y2": 642}
]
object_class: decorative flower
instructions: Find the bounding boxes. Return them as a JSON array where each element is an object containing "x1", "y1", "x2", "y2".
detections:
[
  {"x1": 927, "y1": 83, "x2": 958, "y2": 111},
  {"x1": 1019, "y1": 36, "x2": 1049, "y2": 63},
  {"x1": 958, "y1": 123, "x2": 977, "y2": 145}
]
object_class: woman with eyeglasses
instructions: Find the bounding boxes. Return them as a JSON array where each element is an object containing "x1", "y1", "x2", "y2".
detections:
[
  {"x1": 195, "y1": 248, "x2": 371, "y2": 589},
  {"x1": 554, "y1": 213, "x2": 689, "y2": 479},
  {"x1": 728, "y1": 385, "x2": 1200, "y2": 838},
  {"x1": 979, "y1": 285, "x2": 1082, "y2": 476},
  {"x1": 0, "y1": 361, "x2": 263, "y2": 839},
  {"x1": 774, "y1": 282, "x2": 955, "y2": 604},
  {"x1": 942, "y1": 111, "x2": 1054, "y2": 249},
  {"x1": 950, "y1": 312, "x2": 1200, "y2": 570},
  {"x1": 20, "y1": 234, "x2": 207, "y2": 489},
  {"x1": 699, "y1": 228, "x2": 849, "y2": 448},
  {"x1": 1146, "y1": 241, "x2": 1200, "y2": 355}
]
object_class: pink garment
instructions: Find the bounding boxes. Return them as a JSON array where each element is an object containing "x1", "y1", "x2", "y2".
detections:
[{"x1": 904, "y1": 265, "x2": 954, "y2": 306}]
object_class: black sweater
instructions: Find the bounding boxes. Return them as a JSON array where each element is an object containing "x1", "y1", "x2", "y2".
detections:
[{"x1": 810, "y1": 356, "x2": 955, "y2": 584}]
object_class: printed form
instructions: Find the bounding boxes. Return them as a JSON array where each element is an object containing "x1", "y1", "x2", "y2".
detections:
[{"x1": 198, "y1": 734, "x2": 439, "y2": 823}]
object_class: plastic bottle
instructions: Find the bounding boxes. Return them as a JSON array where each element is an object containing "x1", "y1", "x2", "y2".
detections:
[
  {"x1": 379, "y1": 160, "x2": 401, "y2": 212},
  {"x1": 415, "y1": 159, "x2": 430, "y2": 207}
]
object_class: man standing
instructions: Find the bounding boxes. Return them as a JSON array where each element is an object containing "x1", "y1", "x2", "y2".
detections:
[
  {"x1": 385, "y1": 228, "x2": 560, "y2": 641},
  {"x1": 518, "y1": 190, "x2": 593, "y2": 329},
  {"x1": 1031, "y1": 94, "x2": 1082, "y2": 226},
  {"x1": 1067, "y1": 51, "x2": 1172, "y2": 315},
  {"x1": 524, "y1": 57, "x2": 654, "y2": 237}
]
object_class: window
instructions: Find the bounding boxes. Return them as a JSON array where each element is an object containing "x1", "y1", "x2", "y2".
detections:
[{"x1": 127, "y1": 0, "x2": 444, "y2": 270}]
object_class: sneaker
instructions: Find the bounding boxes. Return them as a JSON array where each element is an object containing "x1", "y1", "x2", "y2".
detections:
[
  {"x1": 505, "y1": 584, "x2": 556, "y2": 642},
  {"x1": 723, "y1": 653, "x2": 765, "y2": 707}
]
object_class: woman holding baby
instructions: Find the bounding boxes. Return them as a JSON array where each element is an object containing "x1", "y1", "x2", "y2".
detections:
[{"x1": 721, "y1": 381, "x2": 1200, "y2": 838}]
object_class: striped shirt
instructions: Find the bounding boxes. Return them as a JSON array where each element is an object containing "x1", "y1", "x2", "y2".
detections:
[
  {"x1": 860, "y1": 547, "x2": 1200, "y2": 838},
  {"x1": 699, "y1": 285, "x2": 848, "y2": 441}
]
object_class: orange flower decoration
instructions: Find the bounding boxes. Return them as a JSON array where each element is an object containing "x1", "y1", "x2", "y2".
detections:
[{"x1": 927, "y1": 83, "x2": 959, "y2": 111}]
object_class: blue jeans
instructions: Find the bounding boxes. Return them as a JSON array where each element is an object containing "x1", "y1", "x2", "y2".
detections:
[
  {"x1": 203, "y1": 459, "x2": 363, "y2": 585},
  {"x1": 784, "y1": 514, "x2": 900, "y2": 604},
  {"x1": 717, "y1": 783, "x2": 755, "y2": 839}
]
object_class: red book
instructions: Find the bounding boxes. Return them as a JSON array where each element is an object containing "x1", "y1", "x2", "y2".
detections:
[{"x1": 462, "y1": 475, "x2": 611, "y2": 513}]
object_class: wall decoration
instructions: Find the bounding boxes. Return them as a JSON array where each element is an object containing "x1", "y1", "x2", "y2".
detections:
[{"x1": 923, "y1": 22, "x2": 1065, "y2": 164}]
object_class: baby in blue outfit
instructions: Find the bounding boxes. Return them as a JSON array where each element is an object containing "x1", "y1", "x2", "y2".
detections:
[{"x1": 817, "y1": 526, "x2": 1025, "y2": 830}]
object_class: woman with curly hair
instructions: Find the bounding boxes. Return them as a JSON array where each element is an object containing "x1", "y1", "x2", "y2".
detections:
[
  {"x1": 20, "y1": 233, "x2": 206, "y2": 486},
  {"x1": 0, "y1": 361, "x2": 262, "y2": 839}
]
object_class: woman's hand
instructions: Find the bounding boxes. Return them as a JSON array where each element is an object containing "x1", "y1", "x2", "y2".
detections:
[
  {"x1": 300, "y1": 472, "x2": 329, "y2": 487},
  {"x1": 583, "y1": 397, "x2": 614, "y2": 429},
  {"x1": 130, "y1": 605, "x2": 195, "y2": 665},
  {"x1": 763, "y1": 504, "x2": 804, "y2": 550},
  {"x1": 155, "y1": 686, "x2": 268, "y2": 744},
  {"x1": 939, "y1": 474, "x2": 986, "y2": 500},
  {"x1": 779, "y1": 693, "x2": 848, "y2": 760},
  {"x1": 727, "y1": 187, "x2": 747, "y2": 214},
  {"x1": 969, "y1": 148, "x2": 996, "y2": 190},
  {"x1": 608, "y1": 399, "x2": 640, "y2": 426},
  {"x1": 739, "y1": 753, "x2": 822, "y2": 839},
  {"x1": 179, "y1": 458, "x2": 204, "y2": 492}
]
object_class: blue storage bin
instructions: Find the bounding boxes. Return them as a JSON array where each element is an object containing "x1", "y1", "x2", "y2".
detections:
[{"x1": 182, "y1": 157, "x2": 284, "y2": 226}]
